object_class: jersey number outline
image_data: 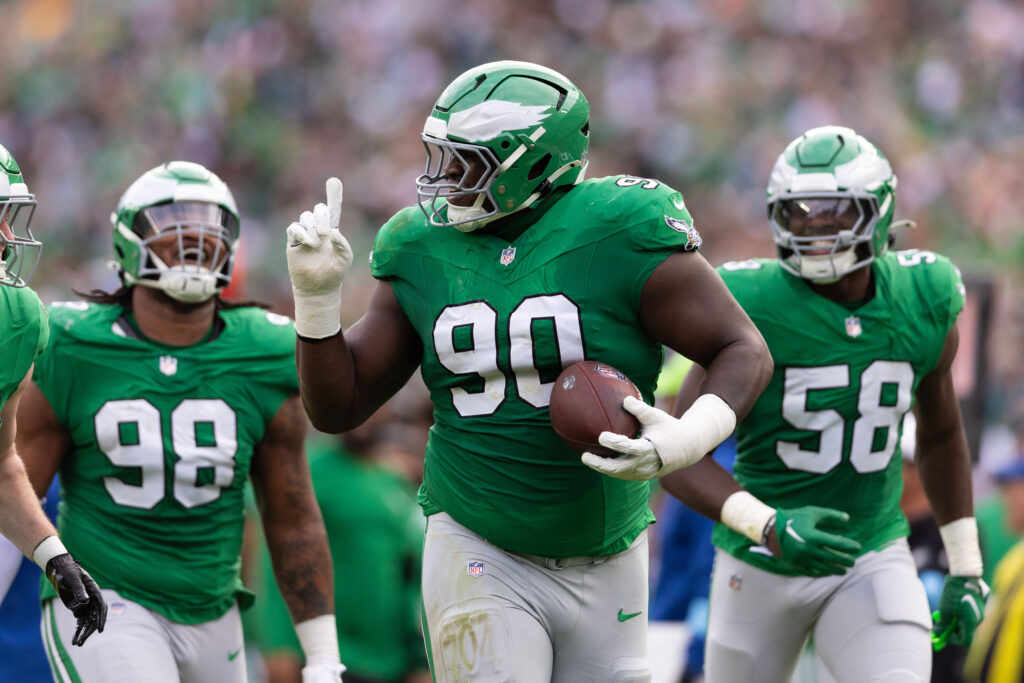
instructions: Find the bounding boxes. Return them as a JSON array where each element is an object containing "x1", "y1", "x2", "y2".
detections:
[
  {"x1": 95, "y1": 398, "x2": 239, "y2": 509},
  {"x1": 433, "y1": 294, "x2": 585, "y2": 417},
  {"x1": 777, "y1": 360, "x2": 914, "y2": 473}
]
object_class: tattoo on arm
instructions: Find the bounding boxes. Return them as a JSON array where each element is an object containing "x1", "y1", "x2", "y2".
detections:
[{"x1": 257, "y1": 395, "x2": 335, "y2": 623}]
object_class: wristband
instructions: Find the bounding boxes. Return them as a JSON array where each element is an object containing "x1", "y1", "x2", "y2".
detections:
[
  {"x1": 31, "y1": 535, "x2": 67, "y2": 570},
  {"x1": 292, "y1": 290, "x2": 343, "y2": 340},
  {"x1": 939, "y1": 517, "x2": 983, "y2": 576},
  {"x1": 295, "y1": 614, "x2": 342, "y2": 664},
  {"x1": 663, "y1": 393, "x2": 738, "y2": 471},
  {"x1": 720, "y1": 491, "x2": 776, "y2": 545}
]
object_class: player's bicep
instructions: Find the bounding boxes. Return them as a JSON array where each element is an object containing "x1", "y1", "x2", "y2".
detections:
[
  {"x1": 0, "y1": 373, "x2": 31, "y2": 459},
  {"x1": 297, "y1": 279, "x2": 422, "y2": 432},
  {"x1": 15, "y1": 375, "x2": 71, "y2": 498},
  {"x1": 250, "y1": 393, "x2": 319, "y2": 532},
  {"x1": 914, "y1": 324, "x2": 961, "y2": 443},
  {"x1": 251, "y1": 394, "x2": 313, "y2": 518},
  {"x1": 345, "y1": 280, "x2": 423, "y2": 415},
  {"x1": 640, "y1": 251, "x2": 763, "y2": 368}
]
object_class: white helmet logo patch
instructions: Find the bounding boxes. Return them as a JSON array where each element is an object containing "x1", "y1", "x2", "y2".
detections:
[{"x1": 448, "y1": 101, "x2": 551, "y2": 142}]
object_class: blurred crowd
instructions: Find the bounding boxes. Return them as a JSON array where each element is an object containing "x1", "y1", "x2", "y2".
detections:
[
  {"x1": 7, "y1": 0, "x2": 1024, "y2": 454},
  {"x1": 2, "y1": 0, "x2": 1024, "y2": 679},
  {"x1": 2, "y1": 0, "x2": 1022, "y2": 298}
]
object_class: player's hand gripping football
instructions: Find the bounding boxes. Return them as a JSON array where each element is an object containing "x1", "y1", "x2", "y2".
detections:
[
  {"x1": 302, "y1": 660, "x2": 346, "y2": 682},
  {"x1": 45, "y1": 553, "x2": 107, "y2": 646},
  {"x1": 769, "y1": 506, "x2": 862, "y2": 577},
  {"x1": 285, "y1": 177, "x2": 354, "y2": 339},
  {"x1": 931, "y1": 575, "x2": 989, "y2": 650},
  {"x1": 583, "y1": 395, "x2": 735, "y2": 481}
]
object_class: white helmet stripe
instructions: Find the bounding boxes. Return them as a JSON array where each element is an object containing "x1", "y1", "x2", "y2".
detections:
[{"x1": 498, "y1": 126, "x2": 546, "y2": 173}]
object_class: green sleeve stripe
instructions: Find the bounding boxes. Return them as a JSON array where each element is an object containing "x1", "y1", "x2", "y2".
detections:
[{"x1": 44, "y1": 599, "x2": 83, "y2": 683}]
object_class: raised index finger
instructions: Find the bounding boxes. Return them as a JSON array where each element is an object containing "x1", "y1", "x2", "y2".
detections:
[{"x1": 326, "y1": 177, "x2": 343, "y2": 230}]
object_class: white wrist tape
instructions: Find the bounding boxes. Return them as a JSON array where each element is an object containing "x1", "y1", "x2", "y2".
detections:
[
  {"x1": 295, "y1": 614, "x2": 342, "y2": 664},
  {"x1": 292, "y1": 289, "x2": 343, "y2": 340},
  {"x1": 721, "y1": 491, "x2": 776, "y2": 545},
  {"x1": 939, "y1": 517, "x2": 983, "y2": 576},
  {"x1": 32, "y1": 535, "x2": 67, "y2": 570},
  {"x1": 664, "y1": 393, "x2": 737, "y2": 471}
]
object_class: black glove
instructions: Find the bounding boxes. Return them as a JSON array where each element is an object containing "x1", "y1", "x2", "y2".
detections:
[{"x1": 45, "y1": 554, "x2": 107, "y2": 646}]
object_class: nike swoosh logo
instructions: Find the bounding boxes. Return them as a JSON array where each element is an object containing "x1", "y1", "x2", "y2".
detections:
[
  {"x1": 618, "y1": 609, "x2": 642, "y2": 622},
  {"x1": 961, "y1": 595, "x2": 981, "y2": 621},
  {"x1": 672, "y1": 197, "x2": 686, "y2": 211},
  {"x1": 785, "y1": 519, "x2": 806, "y2": 545},
  {"x1": 228, "y1": 649, "x2": 241, "y2": 662}
]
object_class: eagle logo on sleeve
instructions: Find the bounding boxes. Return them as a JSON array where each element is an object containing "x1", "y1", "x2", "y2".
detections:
[{"x1": 665, "y1": 215, "x2": 702, "y2": 251}]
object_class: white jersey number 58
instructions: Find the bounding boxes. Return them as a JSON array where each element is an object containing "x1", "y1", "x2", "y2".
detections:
[{"x1": 778, "y1": 361, "x2": 914, "y2": 473}]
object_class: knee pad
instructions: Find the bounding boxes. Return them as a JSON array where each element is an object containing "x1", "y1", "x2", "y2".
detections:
[{"x1": 873, "y1": 571, "x2": 931, "y2": 629}]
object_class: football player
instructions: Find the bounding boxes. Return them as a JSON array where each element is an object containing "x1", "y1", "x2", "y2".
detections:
[
  {"x1": 0, "y1": 143, "x2": 107, "y2": 648},
  {"x1": 659, "y1": 126, "x2": 987, "y2": 682},
  {"x1": 16, "y1": 162, "x2": 345, "y2": 682},
  {"x1": 285, "y1": 60, "x2": 775, "y2": 681}
]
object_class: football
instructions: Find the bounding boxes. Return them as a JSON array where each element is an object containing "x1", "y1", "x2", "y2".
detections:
[{"x1": 549, "y1": 361, "x2": 642, "y2": 456}]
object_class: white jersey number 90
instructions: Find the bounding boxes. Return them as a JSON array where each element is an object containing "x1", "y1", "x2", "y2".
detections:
[{"x1": 433, "y1": 295, "x2": 585, "y2": 417}]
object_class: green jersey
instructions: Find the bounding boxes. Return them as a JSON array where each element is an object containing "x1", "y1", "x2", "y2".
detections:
[
  {"x1": 712, "y1": 250, "x2": 965, "y2": 575},
  {"x1": 0, "y1": 285, "x2": 48, "y2": 414},
  {"x1": 34, "y1": 301, "x2": 298, "y2": 623},
  {"x1": 371, "y1": 175, "x2": 702, "y2": 558}
]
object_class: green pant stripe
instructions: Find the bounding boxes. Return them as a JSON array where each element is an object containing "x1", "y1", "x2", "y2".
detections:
[
  {"x1": 45, "y1": 600, "x2": 84, "y2": 683},
  {"x1": 42, "y1": 602, "x2": 64, "y2": 683}
]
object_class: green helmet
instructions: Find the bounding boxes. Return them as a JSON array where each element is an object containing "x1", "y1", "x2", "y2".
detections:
[
  {"x1": 416, "y1": 60, "x2": 590, "y2": 232},
  {"x1": 111, "y1": 161, "x2": 239, "y2": 303},
  {"x1": 0, "y1": 144, "x2": 41, "y2": 288},
  {"x1": 766, "y1": 126, "x2": 897, "y2": 283}
]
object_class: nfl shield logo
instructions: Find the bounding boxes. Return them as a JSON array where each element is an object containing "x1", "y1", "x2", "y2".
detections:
[
  {"x1": 845, "y1": 316, "x2": 863, "y2": 338},
  {"x1": 729, "y1": 574, "x2": 743, "y2": 591},
  {"x1": 159, "y1": 355, "x2": 178, "y2": 376},
  {"x1": 594, "y1": 363, "x2": 627, "y2": 382},
  {"x1": 500, "y1": 246, "x2": 516, "y2": 266},
  {"x1": 467, "y1": 561, "x2": 485, "y2": 577}
]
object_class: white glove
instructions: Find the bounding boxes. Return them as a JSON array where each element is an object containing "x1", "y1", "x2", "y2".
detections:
[
  {"x1": 582, "y1": 394, "x2": 736, "y2": 481},
  {"x1": 286, "y1": 177, "x2": 354, "y2": 339},
  {"x1": 301, "y1": 660, "x2": 346, "y2": 683}
]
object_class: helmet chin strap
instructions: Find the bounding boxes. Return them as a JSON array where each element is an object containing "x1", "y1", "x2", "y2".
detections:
[{"x1": 446, "y1": 194, "x2": 495, "y2": 233}]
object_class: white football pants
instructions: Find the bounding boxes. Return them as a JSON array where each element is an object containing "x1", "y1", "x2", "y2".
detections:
[
  {"x1": 422, "y1": 511, "x2": 652, "y2": 682},
  {"x1": 42, "y1": 588, "x2": 246, "y2": 683},
  {"x1": 705, "y1": 539, "x2": 931, "y2": 683}
]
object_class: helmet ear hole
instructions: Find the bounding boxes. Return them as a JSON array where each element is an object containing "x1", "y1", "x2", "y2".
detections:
[
  {"x1": 500, "y1": 141, "x2": 511, "y2": 150},
  {"x1": 527, "y1": 154, "x2": 551, "y2": 182}
]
